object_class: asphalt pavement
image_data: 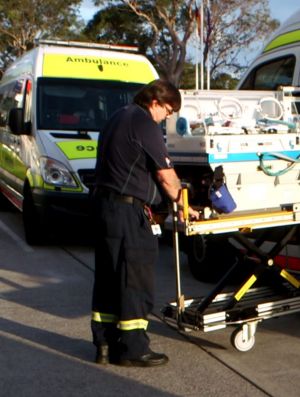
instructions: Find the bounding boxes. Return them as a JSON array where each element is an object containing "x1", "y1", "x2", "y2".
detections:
[{"x1": 1, "y1": 207, "x2": 300, "y2": 397}]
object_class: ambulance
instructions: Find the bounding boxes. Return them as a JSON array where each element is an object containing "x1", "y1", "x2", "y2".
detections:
[
  {"x1": 0, "y1": 40, "x2": 158, "y2": 244},
  {"x1": 238, "y1": 9, "x2": 300, "y2": 90}
]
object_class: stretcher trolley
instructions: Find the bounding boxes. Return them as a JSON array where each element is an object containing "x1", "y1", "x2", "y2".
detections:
[
  {"x1": 161, "y1": 191, "x2": 300, "y2": 352},
  {"x1": 162, "y1": 86, "x2": 300, "y2": 351}
]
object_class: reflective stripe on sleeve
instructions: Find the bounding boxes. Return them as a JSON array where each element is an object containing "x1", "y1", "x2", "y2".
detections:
[{"x1": 92, "y1": 311, "x2": 119, "y2": 323}]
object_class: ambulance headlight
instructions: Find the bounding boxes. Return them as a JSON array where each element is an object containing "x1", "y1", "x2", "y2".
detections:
[{"x1": 40, "y1": 157, "x2": 78, "y2": 187}]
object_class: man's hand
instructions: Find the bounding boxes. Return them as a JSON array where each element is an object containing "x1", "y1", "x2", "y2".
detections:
[
  {"x1": 188, "y1": 206, "x2": 200, "y2": 220},
  {"x1": 178, "y1": 206, "x2": 200, "y2": 222}
]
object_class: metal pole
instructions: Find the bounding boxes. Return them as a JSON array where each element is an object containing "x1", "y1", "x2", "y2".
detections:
[
  {"x1": 206, "y1": 0, "x2": 210, "y2": 90},
  {"x1": 172, "y1": 201, "x2": 184, "y2": 320},
  {"x1": 200, "y1": 0, "x2": 204, "y2": 90},
  {"x1": 195, "y1": 30, "x2": 199, "y2": 90}
]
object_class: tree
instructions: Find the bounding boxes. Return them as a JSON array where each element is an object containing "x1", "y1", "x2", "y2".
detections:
[
  {"x1": 180, "y1": 62, "x2": 198, "y2": 89},
  {"x1": 89, "y1": 0, "x2": 196, "y2": 86},
  {"x1": 87, "y1": 0, "x2": 279, "y2": 87},
  {"x1": 180, "y1": 64, "x2": 239, "y2": 89},
  {"x1": 0, "y1": 0, "x2": 84, "y2": 74},
  {"x1": 197, "y1": 0, "x2": 279, "y2": 80},
  {"x1": 210, "y1": 72, "x2": 239, "y2": 89},
  {"x1": 83, "y1": 4, "x2": 152, "y2": 54}
]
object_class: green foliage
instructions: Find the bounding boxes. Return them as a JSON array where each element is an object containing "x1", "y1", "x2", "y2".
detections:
[
  {"x1": 180, "y1": 62, "x2": 197, "y2": 89},
  {"x1": 210, "y1": 73, "x2": 239, "y2": 90},
  {"x1": 180, "y1": 64, "x2": 239, "y2": 90},
  {"x1": 0, "y1": 0, "x2": 83, "y2": 73},
  {"x1": 85, "y1": 0, "x2": 197, "y2": 86},
  {"x1": 0, "y1": 0, "x2": 280, "y2": 87},
  {"x1": 83, "y1": 4, "x2": 151, "y2": 54}
]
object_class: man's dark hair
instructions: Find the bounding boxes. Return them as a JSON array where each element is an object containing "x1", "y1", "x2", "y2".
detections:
[{"x1": 134, "y1": 79, "x2": 181, "y2": 112}]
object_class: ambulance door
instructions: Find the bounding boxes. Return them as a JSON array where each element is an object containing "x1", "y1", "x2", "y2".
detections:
[
  {"x1": 13, "y1": 79, "x2": 32, "y2": 196},
  {"x1": 0, "y1": 79, "x2": 25, "y2": 201}
]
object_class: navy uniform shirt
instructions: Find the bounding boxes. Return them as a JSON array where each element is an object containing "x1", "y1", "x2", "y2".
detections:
[{"x1": 95, "y1": 103, "x2": 172, "y2": 205}]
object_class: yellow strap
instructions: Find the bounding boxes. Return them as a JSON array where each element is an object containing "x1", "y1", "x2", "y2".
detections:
[
  {"x1": 280, "y1": 269, "x2": 300, "y2": 289},
  {"x1": 234, "y1": 274, "x2": 257, "y2": 301},
  {"x1": 118, "y1": 319, "x2": 148, "y2": 331},
  {"x1": 92, "y1": 311, "x2": 118, "y2": 323}
]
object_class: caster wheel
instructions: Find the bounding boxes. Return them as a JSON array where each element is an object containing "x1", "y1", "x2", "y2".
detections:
[{"x1": 231, "y1": 327, "x2": 255, "y2": 352}]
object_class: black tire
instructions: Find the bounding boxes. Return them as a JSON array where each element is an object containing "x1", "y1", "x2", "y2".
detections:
[
  {"x1": 186, "y1": 234, "x2": 243, "y2": 283},
  {"x1": 0, "y1": 191, "x2": 6, "y2": 208},
  {"x1": 23, "y1": 187, "x2": 46, "y2": 245},
  {"x1": 0, "y1": 190, "x2": 15, "y2": 211}
]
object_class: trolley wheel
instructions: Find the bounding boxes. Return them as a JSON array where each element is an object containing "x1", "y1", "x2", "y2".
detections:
[{"x1": 231, "y1": 327, "x2": 255, "y2": 352}]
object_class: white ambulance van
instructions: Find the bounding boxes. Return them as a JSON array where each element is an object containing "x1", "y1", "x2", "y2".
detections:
[
  {"x1": 0, "y1": 40, "x2": 158, "y2": 243},
  {"x1": 238, "y1": 9, "x2": 300, "y2": 89}
]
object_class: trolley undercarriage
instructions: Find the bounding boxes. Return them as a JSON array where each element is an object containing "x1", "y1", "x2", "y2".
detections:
[{"x1": 162, "y1": 194, "x2": 300, "y2": 351}]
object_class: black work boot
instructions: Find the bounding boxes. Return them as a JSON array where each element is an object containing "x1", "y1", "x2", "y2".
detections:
[
  {"x1": 119, "y1": 351, "x2": 169, "y2": 367},
  {"x1": 117, "y1": 330, "x2": 168, "y2": 367}
]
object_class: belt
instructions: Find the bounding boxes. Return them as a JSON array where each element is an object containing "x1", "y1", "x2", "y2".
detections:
[{"x1": 96, "y1": 187, "x2": 144, "y2": 206}]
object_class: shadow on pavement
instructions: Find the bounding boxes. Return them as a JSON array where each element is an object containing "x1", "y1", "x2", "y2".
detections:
[{"x1": 0, "y1": 320, "x2": 179, "y2": 397}]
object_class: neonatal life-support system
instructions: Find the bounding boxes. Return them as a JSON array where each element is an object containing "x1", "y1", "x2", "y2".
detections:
[
  {"x1": 166, "y1": 87, "x2": 300, "y2": 216},
  {"x1": 162, "y1": 88, "x2": 300, "y2": 352}
]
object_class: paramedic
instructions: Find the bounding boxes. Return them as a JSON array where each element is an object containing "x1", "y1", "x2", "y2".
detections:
[{"x1": 91, "y1": 79, "x2": 199, "y2": 367}]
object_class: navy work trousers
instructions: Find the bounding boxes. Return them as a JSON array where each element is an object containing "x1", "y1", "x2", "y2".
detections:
[{"x1": 91, "y1": 193, "x2": 158, "y2": 358}]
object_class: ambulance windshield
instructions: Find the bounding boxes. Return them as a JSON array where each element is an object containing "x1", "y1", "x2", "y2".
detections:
[{"x1": 37, "y1": 78, "x2": 144, "y2": 131}]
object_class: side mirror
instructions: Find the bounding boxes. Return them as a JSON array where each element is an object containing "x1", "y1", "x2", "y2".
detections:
[{"x1": 8, "y1": 108, "x2": 24, "y2": 135}]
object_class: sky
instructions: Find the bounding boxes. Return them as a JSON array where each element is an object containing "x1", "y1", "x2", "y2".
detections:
[
  {"x1": 79, "y1": 1, "x2": 300, "y2": 58},
  {"x1": 79, "y1": 0, "x2": 97, "y2": 21},
  {"x1": 80, "y1": 1, "x2": 300, "y2": 25},
  {"x1": 269, "y1": 0, "x2": 300, "y2": 23}
]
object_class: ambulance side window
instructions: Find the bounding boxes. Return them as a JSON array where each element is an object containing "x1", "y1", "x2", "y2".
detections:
[
  {"x1": 23, "y1": 79, "x2": 32, "y2": 133},
  {"x1": 240, "y1": 55, "x2": 295, "y2": 90},
  {"x1": 24, "y1": 80, "x2": 32, "y2": 122},
  {"x1": 0, "y1": 79, "x2": 24, "y2": 128}
]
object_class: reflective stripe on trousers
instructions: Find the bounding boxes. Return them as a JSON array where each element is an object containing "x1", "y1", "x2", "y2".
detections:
[{"x1": 92, "y1": 311, "x2": 148, "y2": 331}]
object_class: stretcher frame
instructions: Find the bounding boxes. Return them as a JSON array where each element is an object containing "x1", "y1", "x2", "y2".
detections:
[{"x1": 162, "y1": 189, "x2": 300, "y2": 351}]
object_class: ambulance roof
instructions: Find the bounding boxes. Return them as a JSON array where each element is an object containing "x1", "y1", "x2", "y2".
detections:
[
  {"x1": 1, "y1": 41, "x2": 158, "y2": 85},
  {"x1": 263, "y1": 9, "x2": 300, "y2": 53}
]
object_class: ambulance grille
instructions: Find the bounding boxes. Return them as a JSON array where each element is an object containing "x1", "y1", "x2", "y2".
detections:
[{"x1": 78, "y1": 169, "x2": 96, "y2": 191}]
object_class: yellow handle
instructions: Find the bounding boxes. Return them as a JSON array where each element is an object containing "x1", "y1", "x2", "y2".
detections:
[{"x1": 182, "y1": 187, "x2": 189, "y2": 220}]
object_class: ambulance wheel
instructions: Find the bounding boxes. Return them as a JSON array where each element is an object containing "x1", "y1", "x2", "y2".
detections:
[
  {"x1": 231, "y1": 327, "x2": 255, "y2": 352},
  {"x1": 0, "y1": 191, "x2": 14, "y2": 210},
  {"x1": 23, "y1": 187, "x2": 44, "y2": 245},
  {"x1": 0, "y1": 192, "x2": 6, "y2": 208},
  {"x1": 186, "y1": 235, "x2": 240, "y2": 282}
]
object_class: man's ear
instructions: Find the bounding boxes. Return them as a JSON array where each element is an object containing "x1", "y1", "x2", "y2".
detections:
[{"x1": 148, "y1": 99, "x2": 158, "y2": 112}]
